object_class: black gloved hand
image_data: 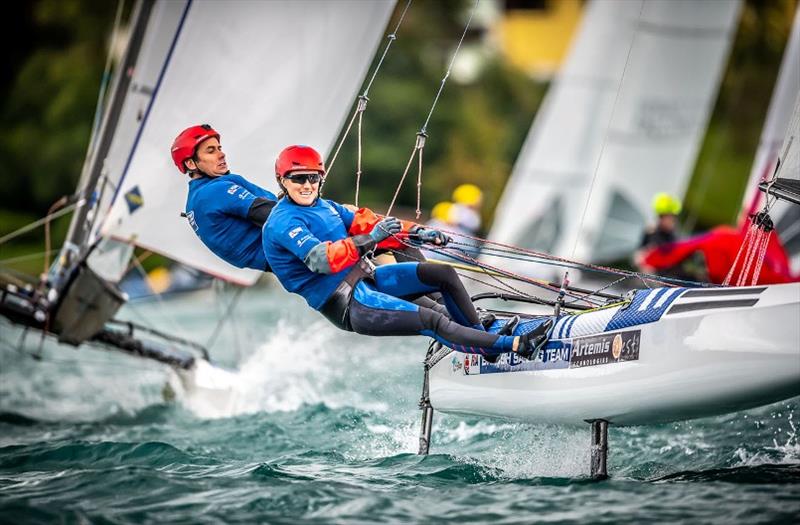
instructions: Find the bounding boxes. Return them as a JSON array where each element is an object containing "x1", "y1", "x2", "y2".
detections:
[
  {"x1": 411, "y1": 226, "x2": 451, "y2": 247},
  {"x1": 370, "y1": 216, "x2": 402, "y2": 243}
]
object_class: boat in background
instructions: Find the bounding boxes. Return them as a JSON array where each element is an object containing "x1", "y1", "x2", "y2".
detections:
[
  {"x1": 488, "y1": 0, "x2": 741, "y2": 276},
  {"x1": 0, "y1": 0, "x2": 396, "y2": 382}
]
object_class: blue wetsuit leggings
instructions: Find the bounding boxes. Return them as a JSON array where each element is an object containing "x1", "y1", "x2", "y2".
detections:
[{"x1": 347, "y1": 262, "x2": 516, "y2": 356}]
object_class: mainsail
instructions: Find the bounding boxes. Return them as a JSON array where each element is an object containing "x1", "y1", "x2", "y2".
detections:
[
  {"x1": 93, "y1": 0, "x2": 396, "y2": 285},
  {"x1": 488, "y1": 0, "x2": 741, "y2": 275}
]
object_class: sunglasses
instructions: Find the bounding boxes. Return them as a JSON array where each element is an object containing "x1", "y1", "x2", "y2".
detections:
[{"x1": 284, "y1": 173, "x2": 322, "y2": 185}]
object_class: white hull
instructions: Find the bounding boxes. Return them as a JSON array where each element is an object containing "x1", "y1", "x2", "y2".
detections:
[{"x1": 430, "y1": 283, "x2": 800, "y2": 426}]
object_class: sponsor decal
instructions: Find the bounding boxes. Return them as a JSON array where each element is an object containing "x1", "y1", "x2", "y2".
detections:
[
  {"x1": 467, "y1": 355, "x2": 479, "y2": 375},
  {"x1": 451, "y1": 355, "x2": 463, "y2": 373},
  {"x1": 611, "y1": 333, "x2": 622, "y2": 360},
  {"x1": 473, "y1": 330, "x2": 640, "y2": 375},
  {"x1": 542, "y1": 344, "x2": 571, "y2": 364},
  {"x1": 227, "y1": 184, "x2": 240, "y2": 195},
  {"x1": 478, "y1": 342, "x2": 571, "y2": 374},
  {"x1": 297, "y1": 234, "x2": 312, "y2": 247},
  {"x1": 124, "y1": 186, "x2": 144, "y2": 214},
  {"x1": 185, "y1": 210, "x2": 198, "y2": 232},
  {"x1": 289, "y1": 226, "x2": 303, "y2": 239},
  {"x1": 570, "y1": 330, "x2": 640, "y2": 369}
]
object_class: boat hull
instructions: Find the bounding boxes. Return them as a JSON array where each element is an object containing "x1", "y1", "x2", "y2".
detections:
[{"x1": 429, "y1": 283, "x2": 800, "y2": 426}]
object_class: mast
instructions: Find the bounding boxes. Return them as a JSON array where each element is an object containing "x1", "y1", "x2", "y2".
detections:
[{"x1": 52, "y1": 0, "x2": 155, "y2": 287}]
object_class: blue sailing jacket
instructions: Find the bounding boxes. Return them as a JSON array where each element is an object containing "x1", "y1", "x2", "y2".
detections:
[
  {"x1": 185, "y1": 174, "x2": 277, "y2": 270},
  {"x1": 263, "y1": 198, "x2": 356, "y2": 309}
]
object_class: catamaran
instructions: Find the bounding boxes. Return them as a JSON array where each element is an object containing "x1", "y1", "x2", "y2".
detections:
[{"x1": 0, "y1": 0, "x2": 396, "y2": 378}]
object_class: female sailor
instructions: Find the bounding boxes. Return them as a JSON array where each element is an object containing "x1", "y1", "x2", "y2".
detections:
[{"x1": 263, "y1": 145, "x2": 552, "y2": 359}]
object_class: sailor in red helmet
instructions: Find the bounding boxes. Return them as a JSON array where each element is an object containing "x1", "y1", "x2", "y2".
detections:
[
  {"x1": 172, "y1": 124, "x2": 277, "y2": 271},
  {"x1": 263, "y1": 145, "x2": 552, "y2": 360}
]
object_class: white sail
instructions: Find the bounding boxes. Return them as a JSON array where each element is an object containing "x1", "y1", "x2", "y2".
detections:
[
  {"x1": 488, "y1": 0, "x2": 741, "y2": 276},
  {"x1": 99, "y1": 0, "x2": 395, "y2": 285},
  {"x1": 89, "y1": 0, "x2": 190, "y2": 246},
  {"x1": 740, "y1": 6, "x2": 800, "y2": 274}
]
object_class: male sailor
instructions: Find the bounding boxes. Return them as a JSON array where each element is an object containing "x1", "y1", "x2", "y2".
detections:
[
  {"x1": 263, "y1": 145, "x2": 552, "y2": 360},
  {"x1": 171, "y1": 124, "x2": 277, "y2": 271}
]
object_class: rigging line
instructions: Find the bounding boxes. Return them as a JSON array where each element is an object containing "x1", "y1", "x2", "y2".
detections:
[
  {"x1": 363, "y1": 0, "x2": 413, "y2": 99},
  {"x1": 386, "y1": 138, "x2": 421, "y2": 215},
  {"x1": 443, "y1": 248, "x2": 602, "y2": 305},
  {"x1": 43, "y1": 197, "x2": 69, "y2": 274},
  {"x1": 416, "y1": 235, "x2": 617, "y2": 293},
  {"x1": 379, "y1": 242, "x2": 542, "y2": 301},
  {"x1": 326, "y1": 0, "x2": 414, "y2": 178},
  {"x1": 384, "y1": 245, "x2": 576, "y2": 310},
  {"x1": 386, "y1": 0, "x2": 480, "y2": 216},
  {"x1": 83, "y1": 0, "x2": 126, "y2": 171},
  {"x1": 563, "y1": 274, "x2": 630, "y2": 307},
  {"x1": 437, "y1": 246, "x2": 550, "y2": 302},
  {"x1": 129, "y1": 256, "x2": 191, "y2": 341},
  {"x1": 0, "y1": 251, "x2": 52, "y2": 265},
  {"x1": 420, "y1": 0, "x2": 479, "y2": 134},
  {"x1": 0, "y1": 203, "x2": 77, "y2": 247},
  {"x1": 407, "y1": 240, "x2": 604, "y2": 306},
  {"x1": 568, "y1": 1, "x2": 644, "y2": 261},
  {"x1": 436, "y1": 225, "x2": 706, "y2": 288},
  {"x1": 455, "y1": 271, "x2": 564, "y2": 310},
  {"x1": 445, "y1": 245, "x2": 604, "y2": 307},
  {"x1": 205, "y1": 284, "x2": 246, "y2": 351},
  {"x1": 445, "y1": 239, "x2": 641, "y2": 282}
]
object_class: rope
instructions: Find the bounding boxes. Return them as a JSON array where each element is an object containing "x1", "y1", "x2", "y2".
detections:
[
  {"x1": 433, "y1": 226, "x2": 707, "y2": 288},
  {"x1": 737, "y1": 224, "x2": 763, "y2": 287},
  {"x1": 750, "y1": 229, "x2": 772, "y2": 285},
  {"x1": 130, "y1": 256, "x2": 188, "y2": 338},
  {"x1": 723, "y1": 220, "x2": 754, "y2": 286},
  {"x1": 83, "y1": 0, "x2": 126, "y2": 167},
  {"x1": 43, "y1": 197, "x2": 69, "y2": 275},
  {"x1": 0, "y1": 203, "x2": 77, "y2": 247},
  {"x1": 205, "y1": 284, "x2": 246, "y2": 350},
  {"x1": 419, "y1": 0, "x2": 478, "y2": 135},
  {"x1": 327, "y1": 0, "x2": 413, "y2": 180},
  {"x1": 389, "y1": 234, "x2": 609, "y2": 308},
  {"x1": 386, "y1": 0, "x2": 480, "y2": 217}
]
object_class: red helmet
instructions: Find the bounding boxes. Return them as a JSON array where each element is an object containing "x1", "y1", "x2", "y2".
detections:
[
  {"x1": 171, "y1": 124, "x2": 220, "y2": 173},
  {"x1": 275, "y1": 145, "x2": 325, "y2": 178}
]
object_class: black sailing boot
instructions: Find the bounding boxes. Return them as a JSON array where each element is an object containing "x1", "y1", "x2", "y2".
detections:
[
  {"x1": 482, "y1": 315, "x2": 521, "y2": 364},
  {"x1": 514, "y1": 318, "x2": 554, "y2": 361}
]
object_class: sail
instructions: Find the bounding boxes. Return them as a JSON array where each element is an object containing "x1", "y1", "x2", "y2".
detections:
[
  {"x1": 98, "y1": 0, "x2": 395, "y2": 285},
  {"x1": 741, "y1": 6, "x2": 800, "y2": 273},
  {"x1": 488, "y1": 0, "x2": 741, "y2": 276}
]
